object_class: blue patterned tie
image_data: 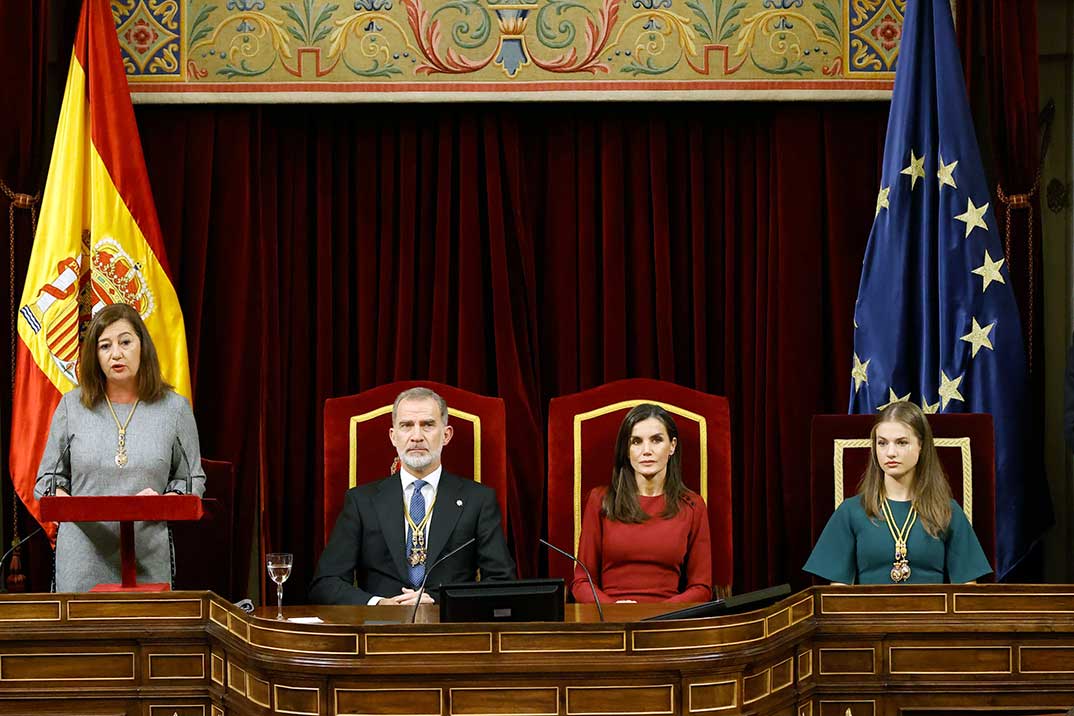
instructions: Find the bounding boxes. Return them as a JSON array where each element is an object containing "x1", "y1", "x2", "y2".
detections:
[{"x1": 407, "y1": 479, "x2": 428, "y2": 587}]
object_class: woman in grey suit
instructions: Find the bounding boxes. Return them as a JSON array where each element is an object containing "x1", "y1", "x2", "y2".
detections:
[{"x1": 34, "y1": 303, "x2": 205, "y2": 592}]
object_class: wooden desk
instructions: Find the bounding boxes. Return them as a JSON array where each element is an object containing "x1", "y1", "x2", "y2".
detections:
[{"x1": 0, "y1": 586, "x2": 1072, "y2": 716}]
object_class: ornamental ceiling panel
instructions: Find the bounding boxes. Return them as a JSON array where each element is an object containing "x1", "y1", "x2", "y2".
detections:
[{"x1": 115, "y1": 0, "x2": 910, "y2": 102}]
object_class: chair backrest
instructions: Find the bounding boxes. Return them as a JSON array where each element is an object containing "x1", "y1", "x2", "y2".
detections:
[
  {"x1": 547, "y1": 379, "x2": 733, "y2": 595},
  {"x1": 323, "y1": 381, "x2": 508, "y2": 548},
  {"x1": 809, "y1": 413, "x2": 997, "y2": 574},
  {"x1": 172, "y1": 458, "x2": 236, "y2": 598}
]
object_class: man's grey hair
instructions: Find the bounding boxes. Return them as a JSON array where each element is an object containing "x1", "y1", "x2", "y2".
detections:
[{"x1": 392, "y1": 387, "x2": 449, "y2": 425}]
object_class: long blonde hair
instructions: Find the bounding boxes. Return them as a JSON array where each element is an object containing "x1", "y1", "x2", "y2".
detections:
[{"x1": 858, "y1": 402, "x2": 952, "y2": 538}]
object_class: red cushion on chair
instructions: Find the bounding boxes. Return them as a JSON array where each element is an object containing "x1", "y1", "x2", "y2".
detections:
[
  {"x1": 547, "y1": 379, "x2": 733, "y2": 594},
  {"x1": 809, "y1": 413, "x2": 996, "y2": 577},
  {"x1": 322, "y1": 382, "x2": 508, "y2": 553}
]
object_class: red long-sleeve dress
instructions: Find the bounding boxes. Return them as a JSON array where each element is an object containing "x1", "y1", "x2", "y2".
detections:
[{"x1": 571, "y1": 486, "x2": 712, "y2": 603}]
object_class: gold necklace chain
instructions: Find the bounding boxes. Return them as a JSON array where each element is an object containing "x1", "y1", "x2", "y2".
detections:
[
  {"x1": 105, "y1": 396, "x2": 140, "y2": 468},
  {"x1": 403, "y1": 484, "x2": 437, "y2": 566},
  {"x1": 880, "y1": 498, "x2": 917, "y2": 582}
]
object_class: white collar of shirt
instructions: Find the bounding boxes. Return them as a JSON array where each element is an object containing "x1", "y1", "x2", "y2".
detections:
[{"x1": 400, "y1": 465, "x2": 442, "y2": 496}]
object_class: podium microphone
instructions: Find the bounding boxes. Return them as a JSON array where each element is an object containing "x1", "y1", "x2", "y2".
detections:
[
  {"x1": 174, "y1": 435, "x2": 196, "y2": 496},
  {"x1": 42, "y1": 438, "x2": 73, "y2": 499},
  {"x1": 540, "y1": 538, "x2": 604, "y2": 622},
  {"x1": 409, "y1": 537, "x2": 476, "y2": 624}
]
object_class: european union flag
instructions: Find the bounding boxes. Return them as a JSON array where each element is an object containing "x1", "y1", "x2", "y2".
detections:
[{"x1": 849, "y1": 0, "x2": 1051, "y2": 579}]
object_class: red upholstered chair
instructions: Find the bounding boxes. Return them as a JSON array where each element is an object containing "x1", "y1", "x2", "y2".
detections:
[
  {"x1": 322, "y1": 382, "x2": 508, "y2": 550},
  {"x1": 172, "y1": 458, "x2": 236, "y2": 598},
  {"x1": 809, "y1": 413, "x2": 997, "y2": 577},
  {"x1": 547, "y1": 379, "x2": 733, "y2": 598}
]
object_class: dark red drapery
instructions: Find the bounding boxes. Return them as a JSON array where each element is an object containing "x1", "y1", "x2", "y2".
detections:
[
  {"x1": 132, "y1": 102, "x2": 886, "y2": 595},
  {"x1": 4, "y1": 0, "x2": 1046, "y2": 599}
]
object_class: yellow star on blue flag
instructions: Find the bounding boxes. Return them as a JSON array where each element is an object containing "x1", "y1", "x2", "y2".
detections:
[{"x1": 848, "y1": 0, "x2": 1051, "y2": 580}]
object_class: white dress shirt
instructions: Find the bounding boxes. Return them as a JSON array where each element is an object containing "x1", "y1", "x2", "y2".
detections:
[{"x1": 368, "y1": 466, "x2": 442, "y2": 604}]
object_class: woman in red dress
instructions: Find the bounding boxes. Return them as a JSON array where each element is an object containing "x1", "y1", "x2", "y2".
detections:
[{"x1": 571, "y1": 403, "x2": 712, "y2": 604}]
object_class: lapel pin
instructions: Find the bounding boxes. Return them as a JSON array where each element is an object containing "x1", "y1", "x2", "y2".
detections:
[{"x1": 456, "y1": 499, "x2": 463, "y2": 507}]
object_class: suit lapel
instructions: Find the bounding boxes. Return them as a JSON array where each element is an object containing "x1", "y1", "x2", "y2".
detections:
[
  {"x1": 374, "y1": 476, "x2": 410, "y2": 581},
  {"x1": 426, "y1": 472, "x2": 464, "y2": 567}
]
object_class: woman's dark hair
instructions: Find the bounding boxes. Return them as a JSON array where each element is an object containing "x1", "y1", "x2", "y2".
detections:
[
  {"x1": 602, "y1": 403, "x2": 692, "y2": 523},
  {"x1": 78, "y1": 303, "x2": 170, "y2": 408}
]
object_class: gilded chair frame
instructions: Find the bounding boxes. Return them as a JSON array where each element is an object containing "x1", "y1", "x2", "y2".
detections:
[
  {"x1": 348, "y1": 407, "x2": 483, "y2": 489},
  {"x1": 572, "y1": 399, "x2": 709, "y2": 554},
  {"x1": 832, "y1": 437, "x2": 973, "y2": 523}
]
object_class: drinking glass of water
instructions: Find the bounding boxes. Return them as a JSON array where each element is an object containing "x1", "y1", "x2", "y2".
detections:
[{"x1": 266, "y1": 552, "x2": 293, "y2": 620}]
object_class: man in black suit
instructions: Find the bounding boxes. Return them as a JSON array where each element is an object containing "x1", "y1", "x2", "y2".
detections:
[{"x1": 310, "y1": 387, "x2": 516, "y2": 605}]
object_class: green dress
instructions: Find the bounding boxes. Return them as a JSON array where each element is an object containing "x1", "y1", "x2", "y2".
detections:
[{"x1": 803, "y1": 496, "x2": 992, "y2": 584}]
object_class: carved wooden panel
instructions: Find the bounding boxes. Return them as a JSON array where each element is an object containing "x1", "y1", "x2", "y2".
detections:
[
  {"x1": 820, "y1": 593, "x2": 948, "y2": 615},
  {"x1": 1019, "y1": 645, "x2": 1074, "y2": 674},
  {"x1": 246, "y1": 673, "x2": 270, "y2": 708},
  {"x1": 818, "y1": 647, "x2": 877, "y2": 675},
  {"x1": 247, "y1": 623, "x2": 360, "y2": 655},
  {"x1": 798, "y1": 650, "x2": 814, "y2": 681},
  {"x1": 2, "y1": 588, "x2": 1074, "y2": 716},
  {"x1": 687, "y1": 679, "x2": 737, "y2": 713},
  {"x1": 888, "y1": 646, "x2": 1012, "y2": 675},
  {"x1": 771, "y1": 657, "x2": 794, "y2": 693},
  {"x1": 632, "y1": 619, "x2": 766, "y2": 651},
  {"x1": 0, "y1": 651, "x2": 136, "y2": 681},
  {"x1": 953, "y1": 592, "x2": 1074, "y2": 614},
  {"x1": 498, "y1": 630, "x2": 625, "y2": 653},
  {"x1": 0, "y1": 600, "x2": 62, "y2": 622},
  {"x1": 274, "y1": 684, "x2": 321, "y2": 716},
  {"x1": 210, "y1": 652, "x2": 224, "y2": 685},
  {"x1": 147, "y1": 652, "x2": 206, "y2": 680},
  {"x1": 565, "y1": 685, "x2": 674, "y2": 715},
  {"x1": 742, "y1": 670, "x2": 770, "y2": 704},
  {"x1": 335, "y1": 687, "x2": 442, "y2": 716},
  {"x1": 67, "y1": 598, "x2": 203, "y2": 621},
  {"x1": 365, "y1": 632, "x2": 493, "y2": 655},
  {"x1": 449, "y1": 686, "x2": 559, "y2": 715},
  {"x1": 226, "y1": 662, "x2": 245, "y2": 694}
]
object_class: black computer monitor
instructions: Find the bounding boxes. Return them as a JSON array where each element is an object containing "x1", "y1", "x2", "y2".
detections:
[
  {"x1": 641, "y1": 584, "x2": 792, "y2": 621},
  {"x1": 439, "y1": 578, "x2": 565, "y2": 622}
]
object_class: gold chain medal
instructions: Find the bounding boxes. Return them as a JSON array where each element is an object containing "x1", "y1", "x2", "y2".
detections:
[
  {"x1": 880, "y1": 499, "x2": 917, "y2": 583},
  {"x1": 105, "y1": 397, "x2": 140, "y2": 468},
  {"x1": 403, "y1": 491, "x2": 437, "y2": 567},
  {"x1": 408, "y1": 532, "x2": 427, "y2": 566}
]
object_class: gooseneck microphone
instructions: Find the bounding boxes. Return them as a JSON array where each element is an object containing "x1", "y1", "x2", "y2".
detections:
[
  {"x1": 540, "y1": 538, "x2": 604, "y2": 622},
  {"x1": 174, "y1": 435, "x2": 195, "y2": 496},
  {"x1": 409, "y1": 537, "x2": 477, "y2": 624},
  {"x1": 42, "y1": 438, "x2": 73, "y2": 498},
  {"x1": 0, "y1": 526, "x2": 44, "y2": 593}
]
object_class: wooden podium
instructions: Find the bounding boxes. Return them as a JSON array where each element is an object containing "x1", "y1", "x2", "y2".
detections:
[{"x1": 39, "y1": 494, "x2": 204, "y2": 592}]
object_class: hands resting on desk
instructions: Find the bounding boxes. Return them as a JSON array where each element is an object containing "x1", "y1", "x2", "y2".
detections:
[{"x1": 378, "y1": 588, "x2": 435, "y2": 606}]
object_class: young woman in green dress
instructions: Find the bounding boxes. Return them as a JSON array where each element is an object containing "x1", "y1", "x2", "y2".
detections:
[{"x1": 804, "y1": 402, "x2": 991, "y2": 584}]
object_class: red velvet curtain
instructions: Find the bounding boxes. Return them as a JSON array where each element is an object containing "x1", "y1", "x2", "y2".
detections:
[
  {"x1": 958, "y1": 2, "x2": 1050, "y2": 577},
  {"x1": 0, "y1": 0, "x2": 68, "y2": 591},
  {"x1": 132, "y1": 102, "x2": 886, "y2": 594},
  {"x1": 958, "y1": 0, "x2": 1044, "y2": 379},
  {"x1": 16, "y1": 1, "x2": 1053, "y2": 597}
]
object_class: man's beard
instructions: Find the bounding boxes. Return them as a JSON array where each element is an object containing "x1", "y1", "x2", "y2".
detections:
[{"x1": 401, "y1": 445, "x2": 443, "y2": 471}]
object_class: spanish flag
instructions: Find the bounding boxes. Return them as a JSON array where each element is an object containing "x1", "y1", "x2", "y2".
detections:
[{"x1": 10, "y1": 0, "x2": 190, "y2": 535}]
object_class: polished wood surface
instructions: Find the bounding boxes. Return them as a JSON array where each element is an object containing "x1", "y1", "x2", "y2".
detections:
[{"x1": 0, "y1": 586, "x2": 1072, "y2": 715}]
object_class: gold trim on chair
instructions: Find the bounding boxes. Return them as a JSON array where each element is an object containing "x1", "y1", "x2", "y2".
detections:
[
  {"x1": 349, "y1": 407, "x2": 482, "y2": 489},
  {"x1": 833, "y1": 437, "x2": 972, "y2": 522},
  {"x1": 573, "y1": 400, "x2": 708, "y2": 554}
]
